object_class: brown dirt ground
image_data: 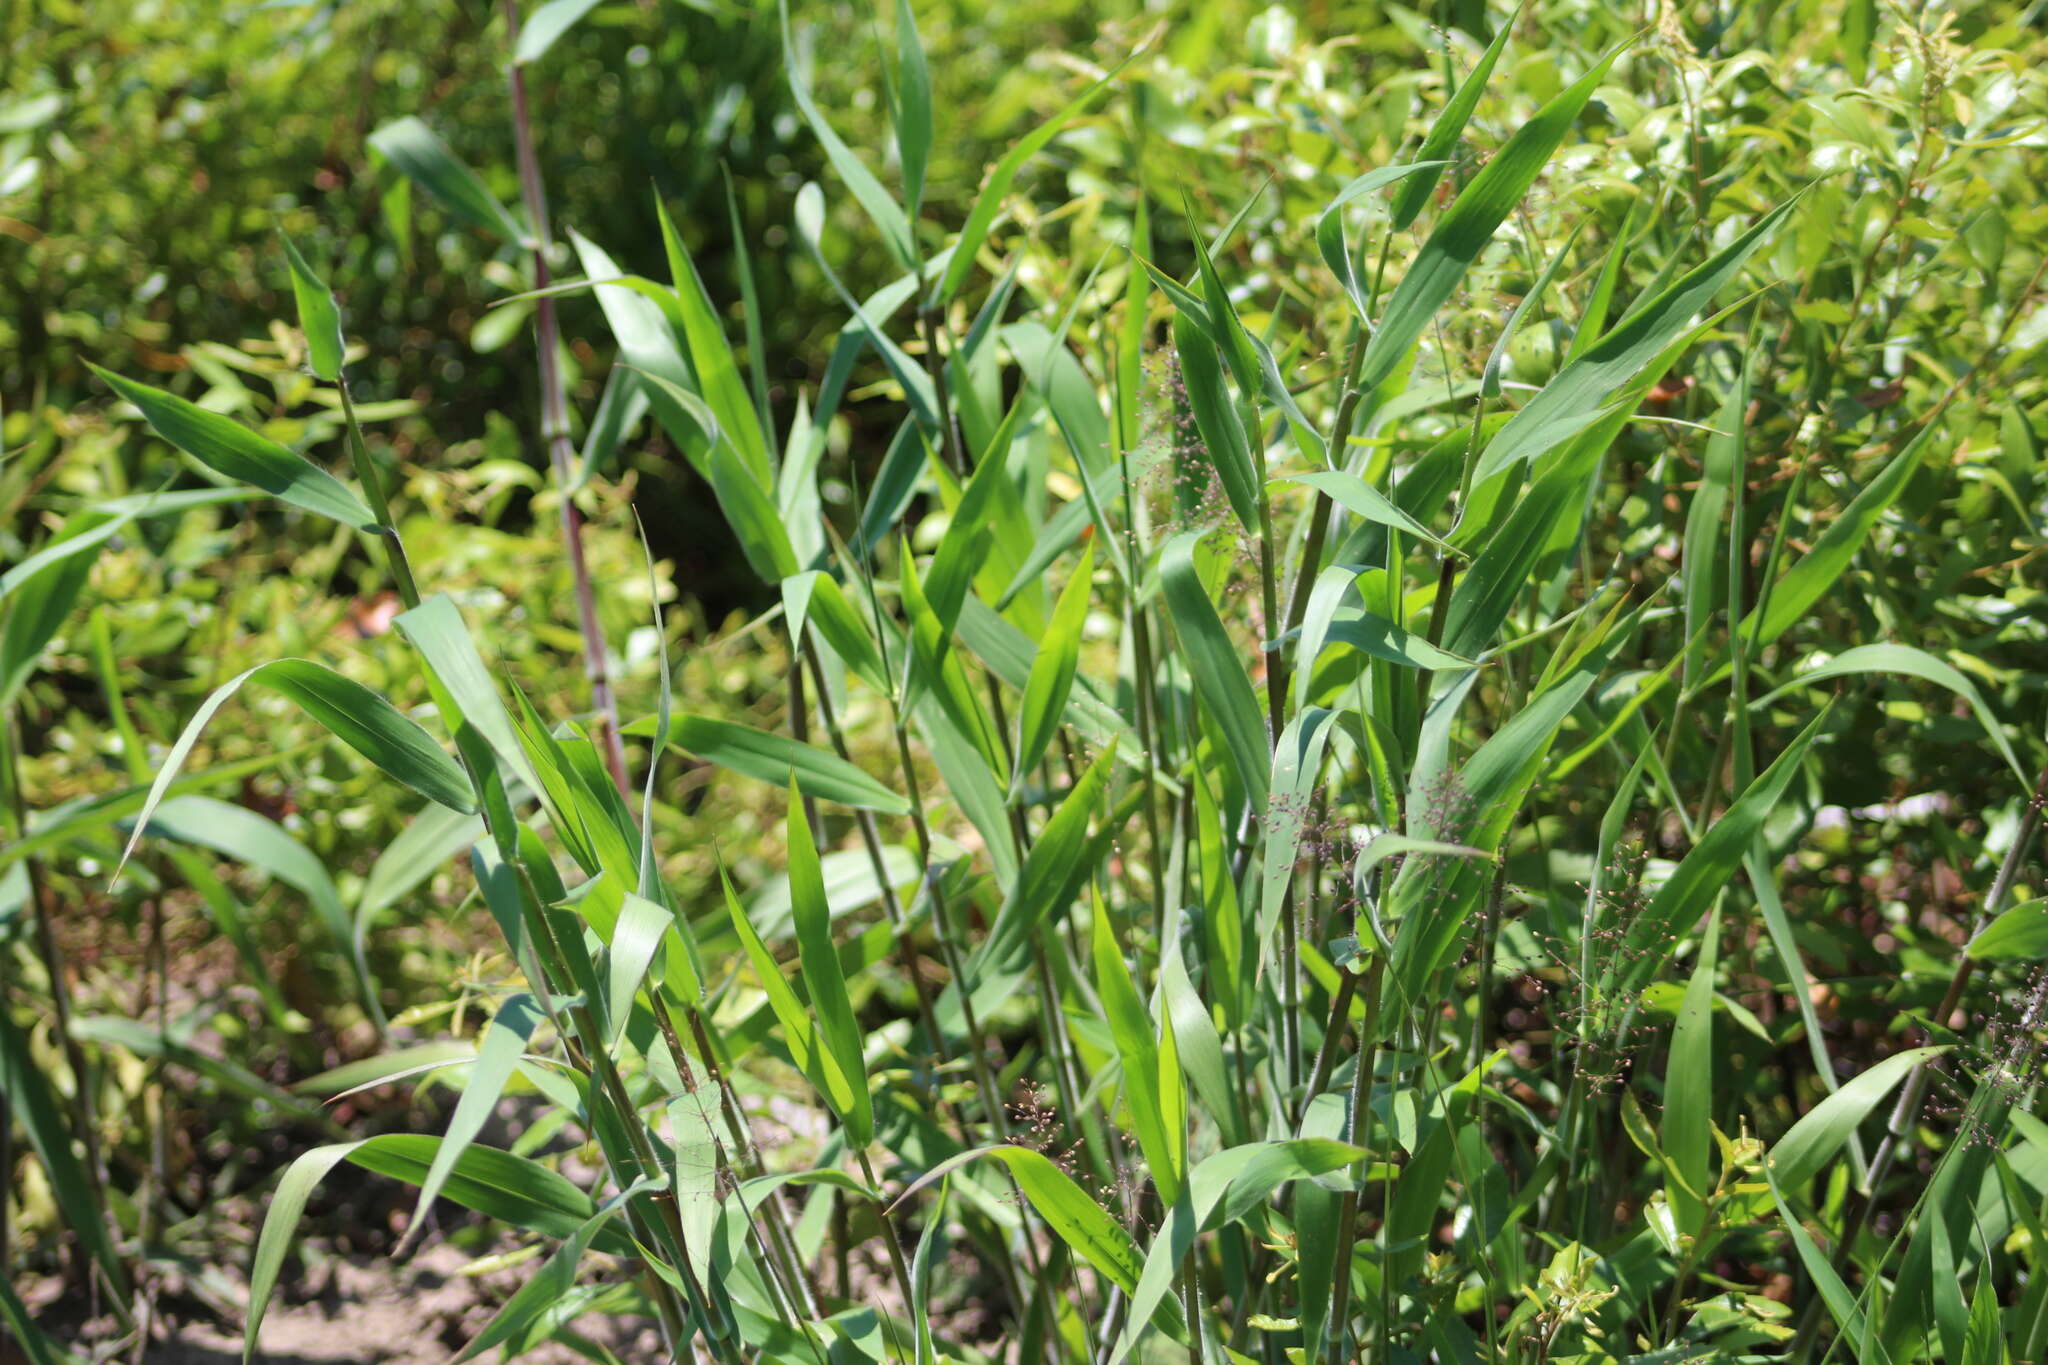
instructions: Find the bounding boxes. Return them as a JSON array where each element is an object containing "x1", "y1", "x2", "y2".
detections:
[{"x1": 23, "y1": 1242, "x2": 660, "y2": 1364}]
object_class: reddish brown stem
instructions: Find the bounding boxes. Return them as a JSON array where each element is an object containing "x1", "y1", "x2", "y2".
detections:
[{"x1": 504, "y1": 0, "x2": 629, "y2": 798}]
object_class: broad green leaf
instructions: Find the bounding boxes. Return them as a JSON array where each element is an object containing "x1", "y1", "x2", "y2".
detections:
[
  {"x1": 1963, "y1": 1260, "x2": 2006, "y2": 1365},
  {"x1": 1388, "y1": 10, "x2": 1522, "y2": 230},
  {"x1": 721, "y1": 863, "x2": 824, "y2": 1082},
  {"x1": 796, "y1": 571, "x2": 890, "y2": 692},
  {"x1": 277, "y1": 229, "x2": 345, "y2": 381},
  {"x1": 1388, "y1": 605, "x2": 1640, "y2": 1000},
  {"x1": 1441, "y1": 437, "x2": 1604, "y2": 659},
  {"x1": 967, "y1": 741, "x2": 1118, "y2": 1015},
  {"x1": 88, "y1": 365, "x2": 375, "y2": 529},
  {"x1": 1664, "y1": 909, "x2": 1718, "y2": 1233},
  {"x1": 1472, "y1": 195, "x2": 1798, "y2": 483},
  {"x1": 1184, "y1": 200, "x2": 1260, "y2": 397},
  {"x1": 572, "y1": 360, "x2": 650, "y2": 489},
  {"x1": 956, "y1": 597, "x2": 1136, "y2": 762},
  {"x1": 1744, "y1": 422, "x2": 1935, "y2": 649},
  {"x1": 1006, "y1": 317, "x2": 1116, "y2": 479},
  {"x1": 1682, "y1": 355, "x2": 1748, "y2": 688},
  {"x1": 356, "y1": 802, "x2": 485, "y2": 922},
  {"x1": 1318, "y1": 613, "x2": 1473, "y2": 672},
  {"x1": 1192, "y1": 1137, "x2": 1365, "y2": 1232},
  {"x1": 1, "y1": 512, "x2": 103, "y2": 709},
  {"x1": 1014, "y1": 537, "x2": 1093, "y2": 787},
  {"x1": 655, "y1": 197, "x2": 773, "y2": 487},
  {"x1": 786, "y1": 780, "x2": 873, "y2": 1146},
  {"x1": 915, "y1": 702, "x2": 1020, "y2": 889},
  {"x1": 1159, "y1": 946, "x2": 1238, "y2": 1148},
  {"x1": 1261, "y1": 707, "x2": 1335, "y2": 954},
  {"x1": 1611, "y1": 707, "x2": 1832, "y2": 995},
  {"x1": 748, "y1": 843, "x2": 916, "y2": 941},
  {"x1": 708, "y1": 427, "x2": 799, "y2": 581},
  {"x1": 607, "y1": 888, "x2": 685, "y2": 1032},
  {"x1": 1751, "y1": 643, "x2": 2024, "y2": 787},
  {"x1": 567, "y1": 231, "x2": 712, "y2": 474},
  {"x1": 1316, "y1": 161, "x2": 1445, "y2": 317},
  {"x1": 1111, "y1": 1140, "x2": 1364, "y2": 1365},
  {"x1": 1172, "y1": 311, "x2": 1260, "y2": 536},
  {"x1": 367, "y1": 117, "x2": 525, "y2": 243},
  {"x1": 408, "y1": 994, "x2": 544, "y2": 1237},
  {"x1": 793, "y1": 194, "x2": 942, "y2": 439},
  {"x1": 116, "y1": 658, "x2": 474, "y2": 884},
  {"x1": 1282, "y1": 470, "x2": 1456, "y2": 552},
  {"x1": 1968, "y1": 902, "x2": 2048, "y2": 961},
  {"x1": 1769, "y1": 1046, "x2": 1948, "y2": 1193},
  {"x1": 1356, "y1": 43, "x2": 1624, "y2": 395},
  {"x1": 892, "y1": 0, "x2": 931, "y2": 216},
  {"x1": 927, "y1": 399, "x2": 1027, "y2": 623},
  {"x1": 395, "y1": 595, "x2": 543, "y2": 799},
  {"x1": 244, "y1": 1142, "x2": 367, "y2": 1362},
  {"x1": 1766, "y1": 1163, "x2": 1886, "y2": 1360},
  {"x1": 669, "y1": 1086, "x2": 723, "y2": 1282},
  {"x1": 624, "y1": 712, "x2": 906, "y2": 813},
  {"x1": 248, "y1": 1133, "x2": 631, "y2": 1365},
  {"x1": 900, "y1": 536, "x2": 1009, "y2": 781},
  {"x1": 1160, "y1": 532, "x2": 1269, "y2": 810},
  {"x1": 512, "y1": 0, "x2": 601, "y2": 65},
  {"x1": 1093, "y1": 898, "x2": 1180, "y2": 1203},
  {"x1": 292, "y1": 1040, "x2": 477, "y2": 1098},
  {"x1": 455, "y1": 1180, "x2": 655, "y2": 1362}
]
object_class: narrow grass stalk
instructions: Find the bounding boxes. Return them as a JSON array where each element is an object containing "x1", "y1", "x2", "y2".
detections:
[
  {"x1": 336, "y1": 381, "x2": 420, "y2": 609},
  {"x1": 503, "y1": 0, "x2": 628, "y2": 797},
  {"x1": 2, "y1": 705, "x2": 127, "y2": 1329}
]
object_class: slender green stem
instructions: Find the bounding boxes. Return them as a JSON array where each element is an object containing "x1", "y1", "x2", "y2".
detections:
[
  {"x1": 920, "y1": 304, "x2": 969, "y2": 476},
  {"x1": 337, "y1": 379, "x2": 420, "y2": 610},
  {"x1": 1326, "y1": 957, "x2": 1385, "y2": 1365},
  {"x1": 856, "y1": 1146, "x2": 923, "y2": 1365},
  {"x1": 3, "y1": 705, "x2": 129, "y2": 1324}
]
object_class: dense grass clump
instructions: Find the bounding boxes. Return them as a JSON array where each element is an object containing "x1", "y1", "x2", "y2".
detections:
[{"x1": 7, "y1": 2, "x2": 2048, "y2": 1362}]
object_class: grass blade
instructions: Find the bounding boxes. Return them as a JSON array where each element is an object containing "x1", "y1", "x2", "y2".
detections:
[
  {"x1": 935, "y1": 56, "x2": 1129, "y2": 304},
  {"x1": 407, "y1": 993, "x2": 545, "y2": 1241},
  {"x1": 1472, "y1": 196, "x2": 1798, "y2": 484},
  {"x1": 368, "y1": 117, "x2": 526, "y2": 244},
  {"x1": 1388, "y1": 8, "x2": 1522, "y2": 231},
  {"x1": 511, "y1": 0, "x2": 601, "y2": 65},
  {"x1": 782, "y1": 1, "x2": 916, "y2": 270},
  {"x1": 1160, "y1": 531, "x2": 1269, "y2": 811},
  {"x1": 115, "y1": 658, "x2": 474, "y2": 884},
  {"x1": 785, "y1": 779, "x2": 873, "y2": 1146},
  {"x1": 1014, "y1": 536, "x2": 1094, "y2": 789},
  {"x1": 276, "y1": 229, "x2": 345, "y2": 382},
  {"x1": 88, "y1": 365, "x2": 376, "y2": 530},
  {"x1": 624, "y1": 712, "x2": 907, "y2": 814},
  {"x1": 1357, "y1": 42, "x2": 1624, "y2": 395},
  {"x1": 893, "y1": 0, "x2": 931, "y2": 216}
]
